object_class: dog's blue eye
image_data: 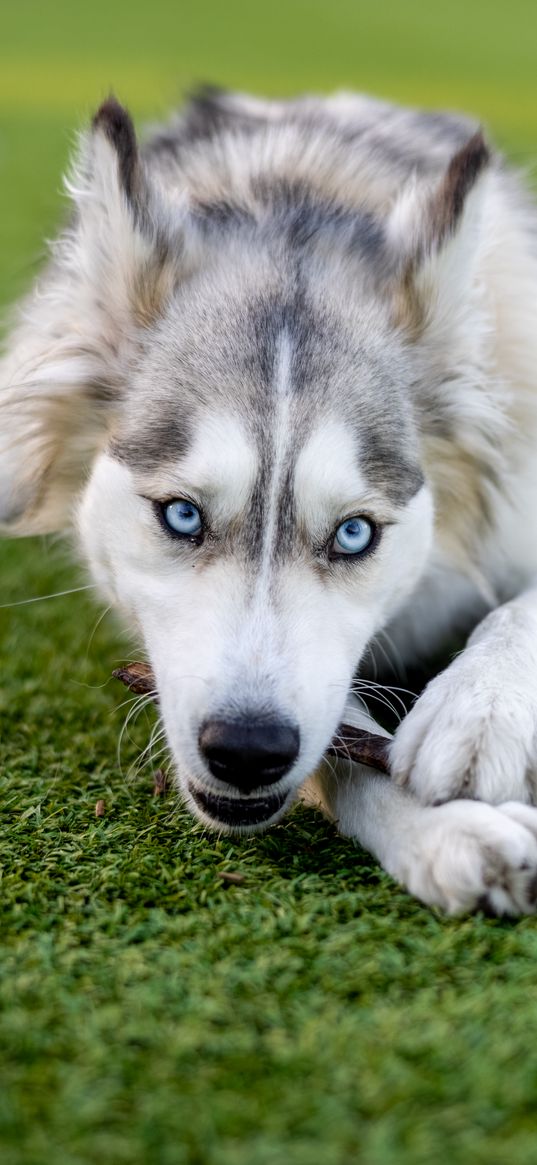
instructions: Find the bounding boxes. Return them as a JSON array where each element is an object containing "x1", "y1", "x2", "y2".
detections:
[
  {"x1": 333, "y1": 516, "x2": 375, "y2": 556},
  {"x1": 162, "y1": 499, "x2": 203, "y2": 537}
]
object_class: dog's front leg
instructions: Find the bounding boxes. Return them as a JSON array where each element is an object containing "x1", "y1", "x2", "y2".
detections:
[
  {"x1": 390, "y1": 587, "x2": 537, "y2": 806},
  {"x1": 304, "y1": 700, "x2": 537, "y2": 915},
  {"x1": 311, "y1": 761, "x2": 537, "y2": 915}
]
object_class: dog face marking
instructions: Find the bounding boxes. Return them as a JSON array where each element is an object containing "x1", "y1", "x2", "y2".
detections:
[
  {"x1": 81, "y1": 234, "x2": 434, "y2": 833},
  {"x1": 80, "y1": 287, "x2": 434, "y2": 831},
  {"x1": 2, "y1": 87, "x2": 498, "y2": 834}
]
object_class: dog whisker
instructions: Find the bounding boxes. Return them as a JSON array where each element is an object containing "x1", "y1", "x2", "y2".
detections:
[
  {"x1": 0, "y1": 584, "x2": 96, "y2": 610},
  {"x1": 117, "y1": 694, "x2": 159, "y2": 775},
  {"x1": 126, "y1": 721, "x2": 171, "y2": 784},
  {"x1": 113, "y1": 691, "x2": 159, "y2": 718},
  {"x1": 354, "y1": 677, "x2": 416, "y2": 699},
  {"x1": 362, "y1": 640, "x2": 381, "y2": 682},
  {"x1": 352, "y1": 680, "x2": 409, "y2": 721},
  {"x1": 368, "y1": 629, "x2": 407, "y2": 680},
  {"x1": 329, "y1": 677, "x2": 410, "y2": 724},
  {"x1": 85, "y1": 604, "x2": 113, "y2": 660}
]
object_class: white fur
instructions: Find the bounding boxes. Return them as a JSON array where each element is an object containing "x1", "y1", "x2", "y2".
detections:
[
  {"x1": 5, "y1": 90, "x2": 537, "y2": 915},
  {"x1": 79, "y1": 445, "x2": 433, "y2": 815},
  {"x1": 306, "y1": 699, "x2": 537, "y2": 914},
  {"x1": 391, "y1": 590, "x2": 537, "y2": 804}
]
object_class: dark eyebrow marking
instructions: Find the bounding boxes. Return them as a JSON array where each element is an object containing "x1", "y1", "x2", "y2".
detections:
[
  {"x1": 109, "y1": 413, "x2": 192, "y2": 471},
  {"x1": 360, "y1": 430, "x2": 425, "y2": 505}
]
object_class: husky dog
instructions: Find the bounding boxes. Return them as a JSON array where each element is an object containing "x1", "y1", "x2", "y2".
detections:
[{"x1": 4, "y1": 88, "x2": 537, "y2": 916}]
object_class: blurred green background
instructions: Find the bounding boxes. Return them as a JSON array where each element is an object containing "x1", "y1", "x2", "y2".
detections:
[
  {"x1": 3, "y1": 4, "x2": 537, "y2": 1165},
  {"x1": 1, "y1": 0, "x2": 537, "y2": 307}
]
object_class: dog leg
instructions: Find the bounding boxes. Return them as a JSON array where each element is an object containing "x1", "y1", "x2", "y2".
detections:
[
  {"x1": 312, "y1": 763, "x2": 537, "y2": 915},
  {"x1": 306, "y1": 703, "x2": 537, "y2": 914},
  {"x1": 390, "y1": 587, "x2": 537, "y2": 806}
]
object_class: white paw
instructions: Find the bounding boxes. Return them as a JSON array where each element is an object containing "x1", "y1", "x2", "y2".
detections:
[
  {"x1": 398, "y1": 799, "x2": 537, "y2": 915},
  {"x1": 390, "y1": 645, "x2": 537, "y2": 805}
]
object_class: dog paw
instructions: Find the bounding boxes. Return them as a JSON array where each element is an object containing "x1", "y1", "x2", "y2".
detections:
[
  {"x1": 398, "y1": 799, "x2": 537, "y2": 915},
  {"x1": 390, "y1": 648, "x2": 537, "y2": 805}
]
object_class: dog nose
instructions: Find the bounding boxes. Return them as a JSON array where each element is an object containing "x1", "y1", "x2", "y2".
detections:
[{"x1": 198, "y1": 718, "x2": 300, "y2": 793}]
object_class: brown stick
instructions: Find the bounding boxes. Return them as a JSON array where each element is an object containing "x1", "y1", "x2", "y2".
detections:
[
  {"x1": 113, "y1": 661, "x2": 391, "y2": 775},
  {"x1": 326, "y1": 724, "x2": 390, "y2": 774},
  {"x1": 113, "y1": 661, "x2": 157, "y2": 698}
]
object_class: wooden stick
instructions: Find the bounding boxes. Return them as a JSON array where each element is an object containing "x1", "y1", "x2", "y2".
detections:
[
  {"x1": 326, "y1": 724, "x2": 390, "y2": 774},
  {"x1": 113, "y1": 661, "x2": 157, "y2": 697},
  {"x1": 113, "y1": 661, "x2": 391, "y2": 775}
]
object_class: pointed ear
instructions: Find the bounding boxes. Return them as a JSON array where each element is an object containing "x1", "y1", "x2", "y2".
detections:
[
  {"x1": 91, "y1": 96, "x2": 141, "y2": 207},
  {"x1": 71, "y1": 97, "x2": 187, "y2": 329},
  {"x1": 387, "y1": 132, "x2": 491, "y2": 334},
  {"x1": 0, "y1": 100, "x2": 192, "y2": 536}
]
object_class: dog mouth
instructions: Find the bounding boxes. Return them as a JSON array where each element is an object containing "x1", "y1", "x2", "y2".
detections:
[{"x1": 187, "y1": 782, "x2": 290, "y2": 827}]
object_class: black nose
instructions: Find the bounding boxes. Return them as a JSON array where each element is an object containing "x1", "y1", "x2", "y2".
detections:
[{"x1": 198, "y1": 718, "x2": 300, "y2": 793}]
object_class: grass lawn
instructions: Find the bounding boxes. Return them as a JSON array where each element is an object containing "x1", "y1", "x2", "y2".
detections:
[{"x1": 2, "y1": 2, "x2": 537, "y2": 1162}]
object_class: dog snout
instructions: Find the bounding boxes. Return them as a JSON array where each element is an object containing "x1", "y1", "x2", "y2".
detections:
[{"x1": 198, "y1": 717, "x2": 300, "y2": 793}]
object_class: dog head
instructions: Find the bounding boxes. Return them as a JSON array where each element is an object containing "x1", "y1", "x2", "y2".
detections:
[{"x1": 1, "y1": 96, "x2": 493, "y2": 830}]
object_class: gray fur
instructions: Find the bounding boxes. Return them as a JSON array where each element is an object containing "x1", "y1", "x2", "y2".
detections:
[
  {"x1": 143, "y1": 87, "x2": 480, "y2": 189},
  {"x1": 9, "y1": 88, "x2": 537, "y2": 919},
  {"x1": 104, "y1": 87, "x2": 485, "y2": 537},
  {"x1": 0, "y1": 84, "x2": 497, "y2": 548},
  {"x1": 111, "y1": 277, "x2": 424, "y2": 528}
]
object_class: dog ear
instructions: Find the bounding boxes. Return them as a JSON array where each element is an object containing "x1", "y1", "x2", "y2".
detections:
[
  {"x1": 386, "y1": 131, "x2": 491, "y2": 335},
  {"x1": 74, "y1": 98, "x2": 189, "y2": 329},
  {"x1": 0, "y1": 99, "x2": 191, "y2": 536}
]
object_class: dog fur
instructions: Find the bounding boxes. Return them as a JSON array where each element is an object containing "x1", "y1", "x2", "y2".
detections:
[{"x1": 4, "y1": 87, "x2": 537, "y2": 915}]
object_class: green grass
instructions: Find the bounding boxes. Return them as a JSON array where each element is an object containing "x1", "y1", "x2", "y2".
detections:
[{"x1": 3, "y1": 3, "x2": 537, "y2": 1162}]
